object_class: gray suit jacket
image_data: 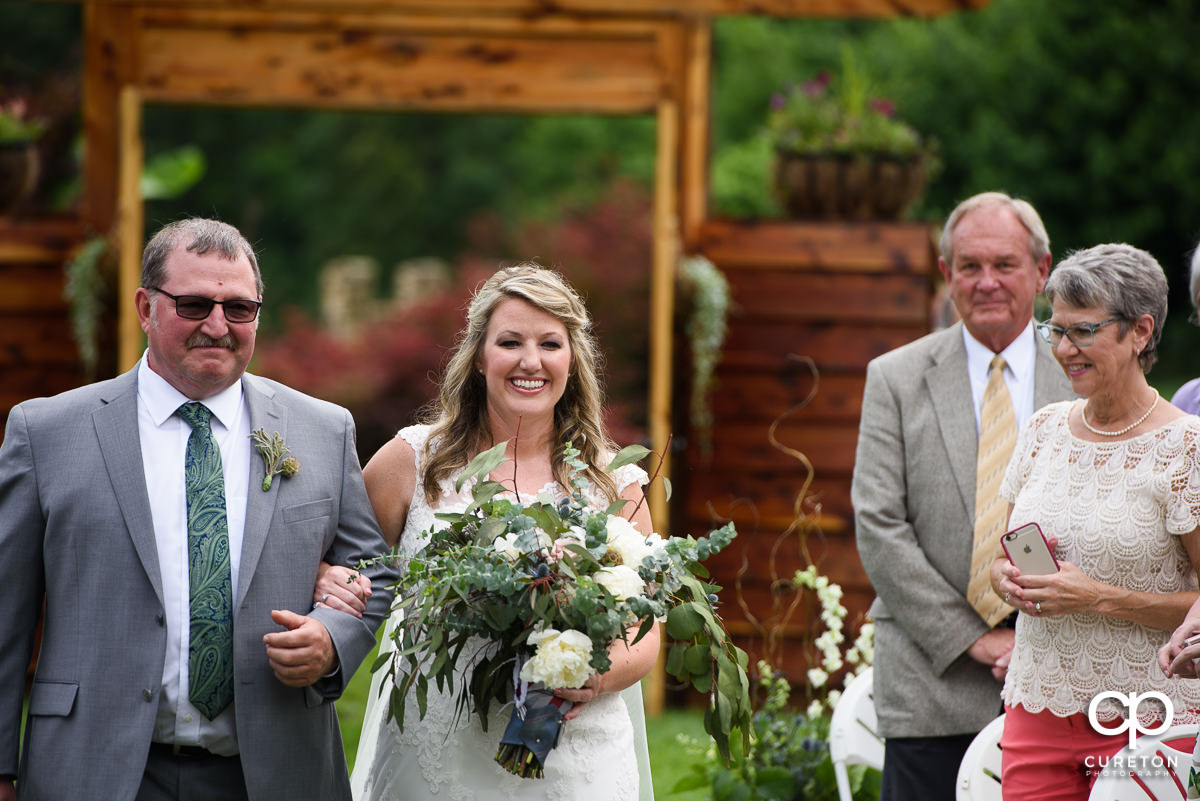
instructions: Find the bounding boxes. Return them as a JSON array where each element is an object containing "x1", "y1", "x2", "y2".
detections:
[
  {"x1": 0, "y1": 368, "x2": 397, "y2": 801},
  {"x1": 851, "y1": 323, "x2": 1074, "y2": 738}
]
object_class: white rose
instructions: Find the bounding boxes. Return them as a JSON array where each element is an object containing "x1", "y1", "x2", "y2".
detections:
[
  {"x1": 594, "y1": 564, "x2": 645, "y2": 599},
  {"x1": 519, "y1": 628, "x2": 594, "y2": 689},
  {"x1": 493, "y1": 531, "x2": 522, "y2": 561}
]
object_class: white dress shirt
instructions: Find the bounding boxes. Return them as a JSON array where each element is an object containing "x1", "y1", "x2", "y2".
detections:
[
  {"x1": 137, "y1": 356, "x2": 251, "y2": 756},
  {"x1": 962, "y1": 322, "x2": 1039, "y2": 434}
]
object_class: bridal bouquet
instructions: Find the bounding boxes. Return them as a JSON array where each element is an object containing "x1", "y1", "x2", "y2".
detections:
[{"x1": 365, "y1": 441, "x2": 751, "y2": 779}]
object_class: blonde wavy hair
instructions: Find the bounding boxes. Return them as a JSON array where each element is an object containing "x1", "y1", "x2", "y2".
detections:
[{"x1": 419, "y1": 263, "x2": 619, "y2": 504}]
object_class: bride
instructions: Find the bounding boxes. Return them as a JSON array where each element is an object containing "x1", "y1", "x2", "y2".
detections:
[{"x1": 316, "y1": 264, "x2": 659, "y2": 801}]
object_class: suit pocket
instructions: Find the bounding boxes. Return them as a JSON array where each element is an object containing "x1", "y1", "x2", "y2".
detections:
[
  {"x1": 282, "y1": 498, "x2": 333, "y2": 524},
  {"x1": 29, "y1": 681, "x2": 78, "y2": 716}
]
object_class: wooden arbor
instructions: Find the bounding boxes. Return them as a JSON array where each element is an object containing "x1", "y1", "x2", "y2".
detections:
[{"x1": 77, "y1": 0, "x2": 986, "y2": 533}]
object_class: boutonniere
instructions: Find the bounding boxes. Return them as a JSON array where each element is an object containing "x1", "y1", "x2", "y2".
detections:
[{"x1": 250, "y1": 428, "x2": 300, "y2": 491}]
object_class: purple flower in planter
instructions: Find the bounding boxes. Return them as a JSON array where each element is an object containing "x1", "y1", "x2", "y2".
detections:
[
  {"x1": 869, "y1": 98, "x2": 897, "y2": 118},
  {"x1": 803, "y1": 71, "x2": 832, "y2": 97}
]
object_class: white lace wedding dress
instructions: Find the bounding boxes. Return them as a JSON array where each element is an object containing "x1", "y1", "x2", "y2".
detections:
[{"x1": 351, "y1": 425, "x2": 655, "y2": 801}]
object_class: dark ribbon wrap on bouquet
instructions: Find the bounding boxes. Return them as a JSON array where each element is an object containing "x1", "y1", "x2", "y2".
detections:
[{"x1": 495, "y1": 677, "x2": 575, "y2": 778}]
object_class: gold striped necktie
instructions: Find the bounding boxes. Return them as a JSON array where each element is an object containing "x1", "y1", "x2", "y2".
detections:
[{"x1": 967, "y1": 355, "x2": 1018, "y2": 627}]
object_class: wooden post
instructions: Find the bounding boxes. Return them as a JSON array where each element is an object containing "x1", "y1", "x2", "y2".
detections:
[
  {"x1": 82, "y1": 2, "x2": 132, "y2": 238},
  {"x1": 680, "y1": 19, "x2": 711, "y2": 252},
  {"x1": 117, "y1": 86, "x2": 144, "y2": 371},
  {"x1": 645, "y1": 96, "x2": 679, "y2": 717}
]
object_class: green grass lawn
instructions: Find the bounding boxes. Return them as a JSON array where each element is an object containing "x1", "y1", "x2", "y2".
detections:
[{"x1": 336, "y1": 646, "x2": 712, "y2": 799}]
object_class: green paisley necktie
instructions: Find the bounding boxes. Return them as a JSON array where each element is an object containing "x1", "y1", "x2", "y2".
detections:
[{"x1": 177, "y1": 402, "x2": 235, "y2": 720}]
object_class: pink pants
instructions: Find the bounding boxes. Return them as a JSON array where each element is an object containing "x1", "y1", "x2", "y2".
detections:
[{"x1": 1000, "y1": 704, "x2": 1129, "y2": 801}]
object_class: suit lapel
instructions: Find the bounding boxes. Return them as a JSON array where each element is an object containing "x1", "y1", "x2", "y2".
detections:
[
  {"x1": 238, "y1": 374, "x2": 285, "y2": 606},
  {"x1": 926, "y1": 325, "x2": 978, "y2": 518},
  {"x1": 94, "y1": 369, "x2": 165, "y2": 607}
]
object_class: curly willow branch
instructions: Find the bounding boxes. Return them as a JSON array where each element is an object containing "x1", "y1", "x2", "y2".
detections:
[{"x1": 731, "y1": 354, "x2": 822, "y2": 669}]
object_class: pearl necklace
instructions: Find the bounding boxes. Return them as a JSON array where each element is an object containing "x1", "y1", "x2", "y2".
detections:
[{"x1": 1081, "y1": 392, "x2": 1159, "y2": 437}]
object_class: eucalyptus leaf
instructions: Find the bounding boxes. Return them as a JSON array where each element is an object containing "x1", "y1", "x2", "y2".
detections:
[
  {"x1": 684, "y1": 643, "x2": 709, "y2": 675},
  {"x1": 455, "y1": 440, "x2": 509, "y2": 492},
  {"x1": 606, "y1": 443, "x2": 651, "y2": 472},
  {"x1": 665, "y1": 643, "x2": 686, "y2": 676},
  {"x1": 666, "y1": 602, "x2": 705, "y2": 640}
]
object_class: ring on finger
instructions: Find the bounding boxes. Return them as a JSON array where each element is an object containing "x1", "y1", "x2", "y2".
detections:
[
  {"x1": 1003, "y1": 591, "x2": 1011, "y2": 603},
  {"x1": 321, "y1": 593, "x2": 330, "y2": 603},
  {"x1": 1035, "y1": 601, "x2": 1042, "y2": 614}
]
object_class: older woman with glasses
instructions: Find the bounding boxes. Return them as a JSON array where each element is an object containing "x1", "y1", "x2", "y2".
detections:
[{"x1": 989, "y1": 243, "x2": 1200, "y2": 801}]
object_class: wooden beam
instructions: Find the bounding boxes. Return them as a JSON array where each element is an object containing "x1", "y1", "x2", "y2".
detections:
[
  {"x1": 645, "y1": 96, "x2": 679, "y2": 719},
  {"x1": 81, "y1": 0, "x2": 993, "y2": 19},
  {"x1": 679, "y1": 19, "x2": 710, "y2": 251},
  {"x1": 649, "y1": 97, "x2": 678, "y2": 555},
  {"x1": 117, "y1": 85, "x2": 144, "y2": 372},
  {"x1": 136, "y1": 13, "x2": 669, "y2": 113},
  {"x1": 82, "y1": 2, "x2": 137, "y2": 236}
]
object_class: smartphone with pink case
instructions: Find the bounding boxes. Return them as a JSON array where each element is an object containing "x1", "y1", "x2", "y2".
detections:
[{"x1": 1001, "y1": 522, "x2": 1059, "y2": 575}]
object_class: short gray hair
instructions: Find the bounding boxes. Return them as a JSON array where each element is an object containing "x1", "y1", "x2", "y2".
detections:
[
  {"x1": 939, "y1": 191, "x2": 1050, "y2": 266},
  {"x1": 141, "y1": 218, "x2": 262, "y2": 297},
  {"x1": 1044, "y1": 243, "x2": 1167, "y2": 373}
]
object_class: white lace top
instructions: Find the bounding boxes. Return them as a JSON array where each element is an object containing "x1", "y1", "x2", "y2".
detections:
[
  {"x1": 351, "y1": 424, "x2": 654, "y2": 801},
  {"x1": 1000, "y1": 401, "x2": 1200, "y2": 722}
]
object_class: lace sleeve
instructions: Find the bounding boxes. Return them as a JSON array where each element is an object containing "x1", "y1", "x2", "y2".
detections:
[
  {"x1": 398, "y1": 424, "x2": 432, "y2": 468},
  {"x1": 1164, "y1": 418, "x2": 1200, "y2": 535},
  {"x1": 611, "y1": 463, "x2": 649, "y2": 497}
]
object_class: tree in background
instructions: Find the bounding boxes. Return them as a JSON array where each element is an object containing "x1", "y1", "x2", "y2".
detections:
[
  {"x1": 8, "y1": 0, "x2": 1200, "y2": 389},
  {"x1": 707, "y1": 0, "x2": 1200, "y2": 386}
]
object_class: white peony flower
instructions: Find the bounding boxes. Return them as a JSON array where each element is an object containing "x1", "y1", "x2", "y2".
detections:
[
  {"x1": 605, "y1": 516, "x2": 654, "y2": 567},
  {"x1": 519, "y1": 628, "x2": 594, "y2": 689},
  {"x1": 594, "y1": 564, "x2": 646, "y2": 599}
]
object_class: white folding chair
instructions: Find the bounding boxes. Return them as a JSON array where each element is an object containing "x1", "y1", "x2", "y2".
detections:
[
  {"x1": 956, "y1": 713, "x2": 1005, "y2": 801},
  {"x1": 1087, "y1": 724, "x2": 1198, "y2": 801},
  {"x1": 829, "y1": 666, "x2": 885, "y2": 801}
]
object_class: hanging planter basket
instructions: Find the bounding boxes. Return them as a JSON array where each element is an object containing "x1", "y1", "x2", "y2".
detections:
[{"x1": 772, "y1": 150, "x2": 929, "y2": 221}]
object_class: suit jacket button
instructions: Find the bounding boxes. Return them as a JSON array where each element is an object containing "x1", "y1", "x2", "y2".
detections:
[
  {"x1": 154, "y1": 613, "x2": 165, "y2": 626},
  {"x1": 143, "y1": 689, "x2": 154, "y2": 701}
]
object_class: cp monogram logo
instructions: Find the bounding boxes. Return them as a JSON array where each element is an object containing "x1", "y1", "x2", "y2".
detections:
[{"x1": 1087, "y1": 691, "x2": 1174, "y2": 750}]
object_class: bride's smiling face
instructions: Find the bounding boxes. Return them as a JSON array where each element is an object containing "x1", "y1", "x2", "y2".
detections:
[{"x1": 477, "y1": 297, "x2": 572, "y2": 420}]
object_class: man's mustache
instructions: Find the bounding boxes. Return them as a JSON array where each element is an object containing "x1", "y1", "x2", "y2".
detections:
[{"x1": 186, "y1": 333, "x2": 235, "y2": 349}]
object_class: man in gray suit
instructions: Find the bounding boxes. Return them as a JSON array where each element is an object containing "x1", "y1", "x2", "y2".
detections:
[
  {"x1": 0, "y1": 218, "x2": 396, "y2": 800},
  {"x1": 852, "y1": 192, "x2": 1074, "y2": 801}
]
